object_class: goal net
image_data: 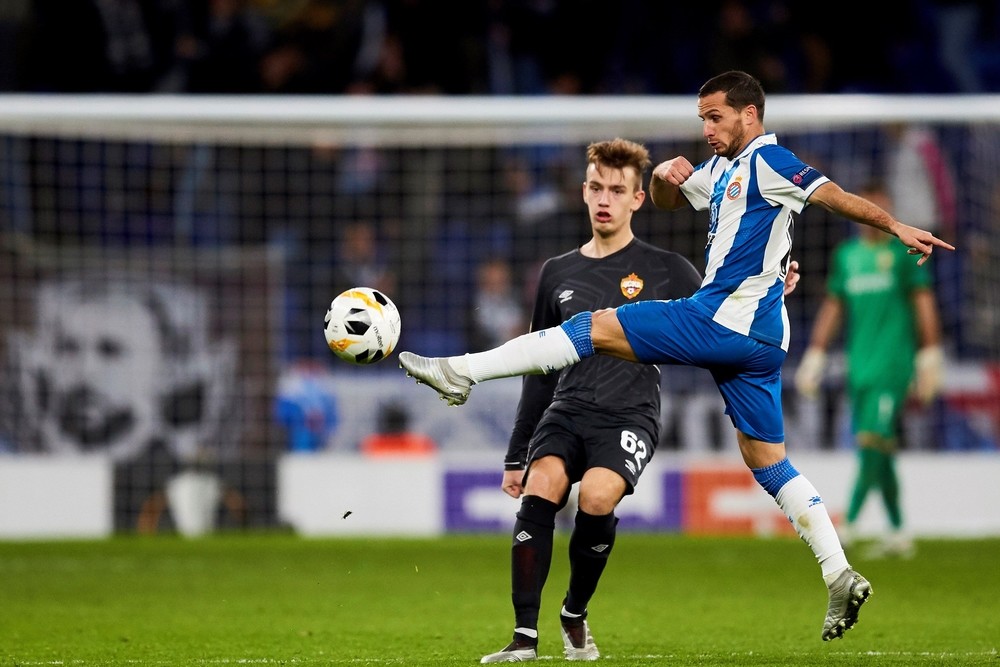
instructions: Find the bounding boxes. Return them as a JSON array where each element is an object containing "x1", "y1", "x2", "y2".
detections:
[{"x1": 1, "y1": 94, "x2": 997, "y2": 531}]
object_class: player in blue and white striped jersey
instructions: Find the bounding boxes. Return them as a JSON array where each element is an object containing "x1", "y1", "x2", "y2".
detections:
[
  {"x1": 667, "y1": 132, "x2": 817, "y2": 351},
  {"x1": 400, "y1": 70, "x2": 955, "y2": 642}
]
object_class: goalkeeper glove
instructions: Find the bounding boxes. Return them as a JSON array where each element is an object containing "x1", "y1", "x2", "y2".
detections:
[
  {"x1": 914, "y1": 345, "x2": 944, "y2": 404},
  {"x1": 795, "y1": 347, "x2": 827, "y2": 399}
]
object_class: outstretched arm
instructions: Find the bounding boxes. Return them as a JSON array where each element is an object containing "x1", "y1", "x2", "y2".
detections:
[
  {"x1": 650, "y1": 157, "x2": 695, "y2": 210},
  {"x1": 809, "y1": 182, "x2": 956, "y2": 264}
]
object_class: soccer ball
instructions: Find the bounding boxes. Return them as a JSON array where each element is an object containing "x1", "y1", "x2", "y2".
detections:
[{"x1": 323, "y1": 287, "x2": 401, "y2": 365}]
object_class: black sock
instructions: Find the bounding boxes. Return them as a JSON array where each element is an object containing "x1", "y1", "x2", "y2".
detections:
[
  {"x1": 564, "y1": 510, "x2": 617, "y2": 616},
  {"x1": 510, "y1": 495, "x2": 559, "y2": 634}
]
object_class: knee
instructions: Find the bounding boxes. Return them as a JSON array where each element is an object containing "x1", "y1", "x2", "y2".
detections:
[
  {"x1": 578, "y1": 494, "x2": 618, "y2": 516},
  {"x1": 590, "y1": 309, "x2": 635, "y2": 360},
  {"x1": 590, "y1": 309, "x2": 618, "y2": 338},
  {"x1": 577, "y1": 477, "x2": 625, "y2": 515},
  {"x1": 523, "y1": 457, "x2": 570, "y2": 503},
  {"x1": 738, "y1": 433, "x2": 786, "y2": 469}
]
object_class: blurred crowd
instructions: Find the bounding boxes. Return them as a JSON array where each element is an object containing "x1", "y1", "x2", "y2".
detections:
[{"x1": 1, "y1": 0, "x2": 999, "y2": 95}]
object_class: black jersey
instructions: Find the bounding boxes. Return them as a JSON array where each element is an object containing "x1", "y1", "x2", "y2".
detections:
[{"x1": 505, "y1": 238, "x2": 703, "y2": 469}]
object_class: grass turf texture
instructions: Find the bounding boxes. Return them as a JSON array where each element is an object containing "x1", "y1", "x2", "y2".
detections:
[{"x1": 2, "y1": 534, "x2": 998, "y2": 666}]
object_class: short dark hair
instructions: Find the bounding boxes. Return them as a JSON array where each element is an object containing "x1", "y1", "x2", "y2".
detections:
[
  {"x1": 586, "y1": 138, "x2": 652, "y2": 191},
  {"x1": 699, "y1": 70, "x2": 766, "y2": 120}
]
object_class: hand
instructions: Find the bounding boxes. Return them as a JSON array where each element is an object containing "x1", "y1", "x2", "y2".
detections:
[
  {"x1": 652, "y1": 156, "x2": 695, "y2": 186},
  {"x1": 783, "y1": 260, "x2": 800, "y2": 296},
  {"x1": 501, "y1": 469, "x2": 525, "y2": 499},
  {"x1": 795, "y1": 347, "x2": 827, "y2": 399},
  {"x1": 914, "y1": 345, "x2": 944, "y2": 404},
  {"x1": 895, "y1": 223, "x2": 956, "y2": 266}
]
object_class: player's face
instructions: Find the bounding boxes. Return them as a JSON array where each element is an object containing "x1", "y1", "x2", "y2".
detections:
[
  {"x1": 582, "y1": 163, "x2": 644, "y2": 239},
  {"x1": 698, "y1": 91, "x2": 754, "y2": 159}
]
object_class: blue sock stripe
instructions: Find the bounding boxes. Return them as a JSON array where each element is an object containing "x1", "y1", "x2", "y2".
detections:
[
  {"x1": 560, "y1": 312, "x2": 595, "y2": 358},
  {"x1": 751, "y1": 458, "x2": 800, "y2": 497}
]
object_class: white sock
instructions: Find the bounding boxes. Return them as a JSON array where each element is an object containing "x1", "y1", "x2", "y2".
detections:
[
  {"x1": 450, "y1": 327, "x2": 581, "y2": 384},
  {"x1": 774, "y1": 475, "x2": 850, "y2": 584}
]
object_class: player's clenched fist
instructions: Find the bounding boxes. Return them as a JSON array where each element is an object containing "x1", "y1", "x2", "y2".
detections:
[
  {"x1": 649, "y1": 157, "x2": 696, "y2": 211},
  {"x1": 652, "y1": 157, "x2": 695, "y2": 185}
]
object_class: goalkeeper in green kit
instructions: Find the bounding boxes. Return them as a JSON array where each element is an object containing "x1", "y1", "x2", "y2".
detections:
[{"x1": 796, "y1": 180, "x2": 943, "y2": 558}]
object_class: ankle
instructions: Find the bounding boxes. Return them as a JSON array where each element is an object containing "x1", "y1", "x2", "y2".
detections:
[
  {"x1": 511, "y1": 630, "x2": 538, "y2": 647},
  {"x1": 448, "y1": 354, "x2": 471, "y2": 379}
]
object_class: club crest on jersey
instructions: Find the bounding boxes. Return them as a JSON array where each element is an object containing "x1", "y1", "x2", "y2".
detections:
[
  {"x1": 726, "y1": 177, "x2": 743, "y2": 200},
  {"x1": 620, "y1": 272, "x2": 644, "y2": 299}
]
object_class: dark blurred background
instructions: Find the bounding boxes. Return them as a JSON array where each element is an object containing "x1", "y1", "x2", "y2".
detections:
[{"x1": 1, "y1": 0, "x2": 999, "y2": 95}]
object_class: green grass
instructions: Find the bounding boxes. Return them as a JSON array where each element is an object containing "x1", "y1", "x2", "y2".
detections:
[{"x1": 2, "y1": 533, "x2": 998, "y2": 666}]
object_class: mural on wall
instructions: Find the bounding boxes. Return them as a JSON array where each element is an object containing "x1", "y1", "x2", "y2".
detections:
[
  {"x1": 7, "y1": 278, "x2": 238, "y2": 463},
  {"x1": 0, "y1": 239, "x2": 284, "y2": 532}
]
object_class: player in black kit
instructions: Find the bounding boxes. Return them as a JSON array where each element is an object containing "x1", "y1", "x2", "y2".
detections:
[{"x1": 480, "y1": 138, "x2": 799, "y2": 662}]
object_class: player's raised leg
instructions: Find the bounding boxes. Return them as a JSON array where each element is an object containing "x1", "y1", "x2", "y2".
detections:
[{"x1": 399, "y1": 311, "x2": 599, "y2": 404}]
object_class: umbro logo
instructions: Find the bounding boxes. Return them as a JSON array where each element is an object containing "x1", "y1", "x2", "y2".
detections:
[
  {"x1": 515, "y1": 531, "x2": 533, "y2": 542},
  {"x1": 591, "y1": 544, "x2": 609, "y2": 553},
  {"x1": 558, "y1": 290, "x2": 574, "y2": 303}
]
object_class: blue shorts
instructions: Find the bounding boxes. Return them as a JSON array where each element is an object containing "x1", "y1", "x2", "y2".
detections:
[{"x1": 616, "y1": 298, "x2": 786, "y2": 443}]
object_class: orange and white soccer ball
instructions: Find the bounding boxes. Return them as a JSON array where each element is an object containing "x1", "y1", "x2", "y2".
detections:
[{"x1": 323, "y1": 287, "x2": 401, "y2": 365}]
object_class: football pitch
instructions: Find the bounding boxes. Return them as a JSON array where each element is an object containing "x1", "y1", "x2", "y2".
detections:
[{"x1": 2, "y1": 533, "x2": 997, "y2": 666}]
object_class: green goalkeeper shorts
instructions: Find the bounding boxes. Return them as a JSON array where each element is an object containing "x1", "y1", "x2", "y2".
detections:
[{"x1": 849, "y1": 384, "x2": 909, "y2": 441}]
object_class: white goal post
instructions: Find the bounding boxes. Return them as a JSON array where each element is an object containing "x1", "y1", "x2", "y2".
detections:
[{"x1": 2, "y1": 93, "x2": 1000, "y2": 145}]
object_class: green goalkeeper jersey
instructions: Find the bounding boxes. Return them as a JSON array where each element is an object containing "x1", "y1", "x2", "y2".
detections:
[{"x1": 827, "y1": 236, "x2": 932, "y2": 390}]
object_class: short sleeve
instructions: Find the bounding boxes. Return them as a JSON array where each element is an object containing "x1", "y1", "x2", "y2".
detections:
[
  {"x1": 753, "y1": 145, "x2": 829, "y2": 213},
  {"x1": 680, "y1": 158, "x2": 714, "y2": 211}
]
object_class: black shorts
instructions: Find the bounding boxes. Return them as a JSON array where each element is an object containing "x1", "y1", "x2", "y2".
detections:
[{"x1": 526, "y1": 401, "x2": 658, "y2": 495}]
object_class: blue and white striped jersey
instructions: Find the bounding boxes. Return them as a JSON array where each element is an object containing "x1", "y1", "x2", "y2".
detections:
[{"x1": 680, "y1": 134, "x2": 828, "y2": 351}]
